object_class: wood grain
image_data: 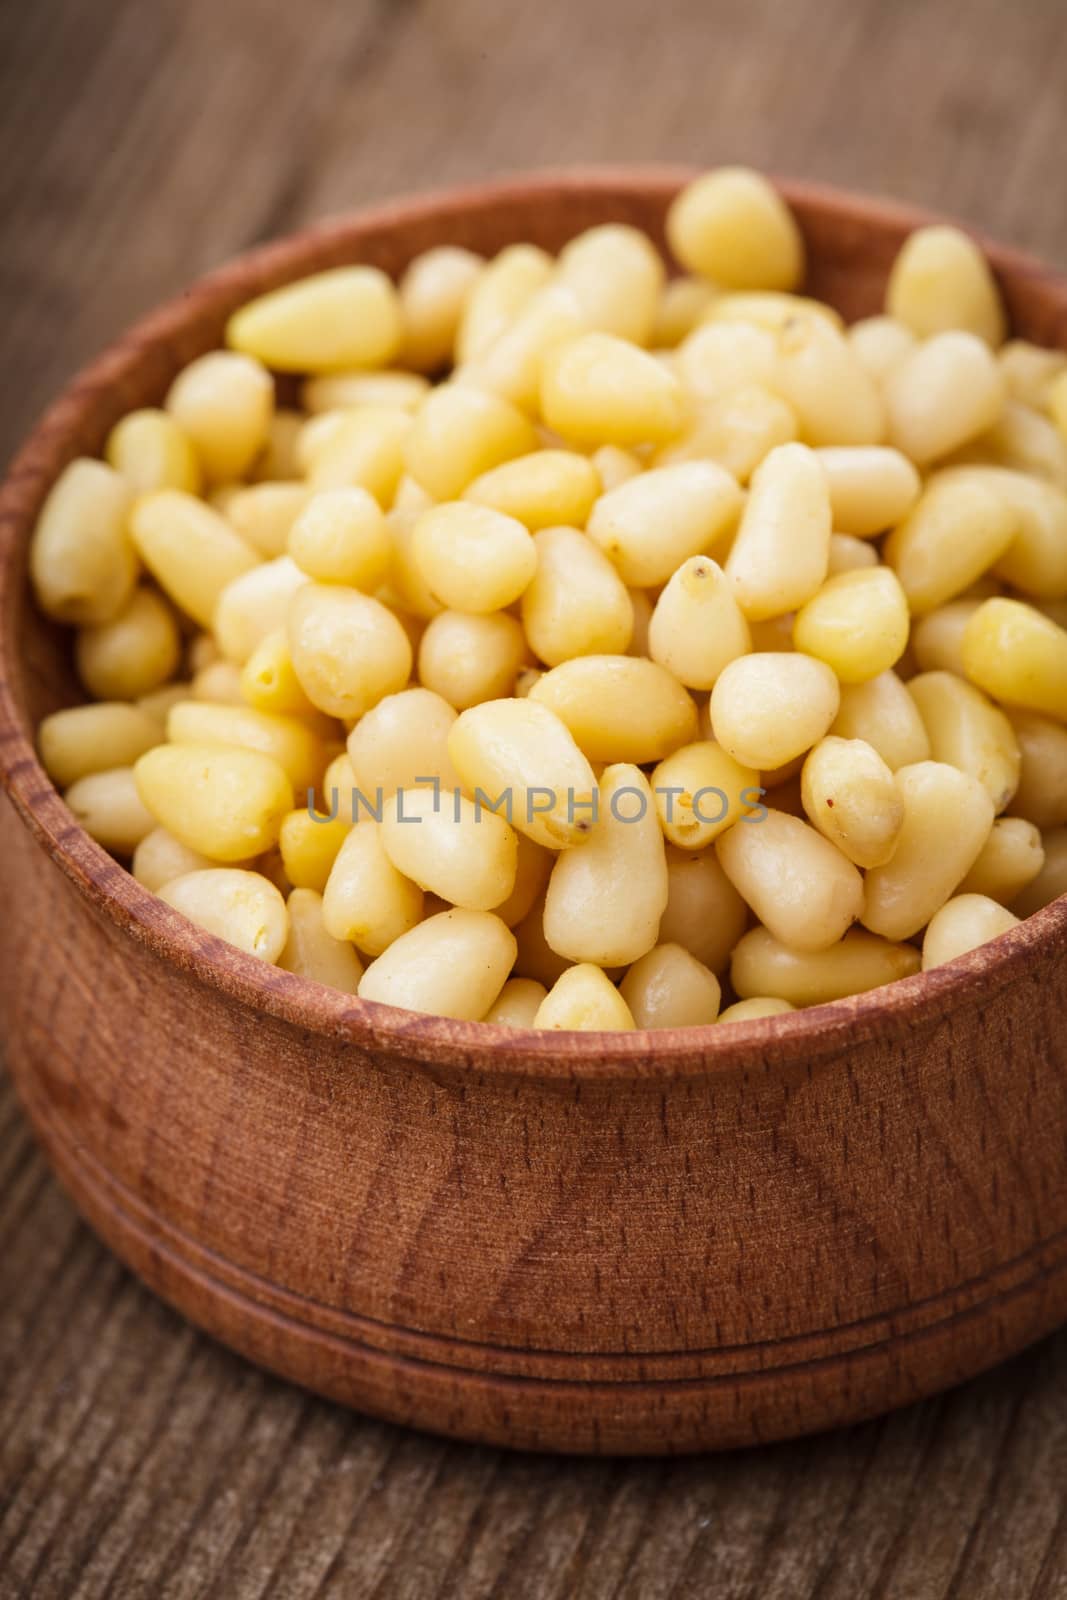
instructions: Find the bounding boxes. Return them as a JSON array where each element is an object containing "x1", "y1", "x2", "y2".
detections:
[{"x1": 2, "y1": 0, "x2": 1067, "y2": 1593}]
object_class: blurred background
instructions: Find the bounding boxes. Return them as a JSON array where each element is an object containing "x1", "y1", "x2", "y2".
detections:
[{"x1": 3, "y1": 0, "x2": 1067, "y2": 470}]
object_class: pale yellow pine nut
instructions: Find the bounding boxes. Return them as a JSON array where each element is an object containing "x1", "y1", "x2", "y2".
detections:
[
  {"x1": 540, "y1": 332, "x2": 686, "y2": 446},
  {"x1": 380, "y1": 786, "x2": 518, "y2": 911},
  {"x1": 659, "y1": 844, "x2": 750, "y2": 973},
  {"x1": 731, "y1": 925, "x2": 920, "y2": 1005},
  {"x1": 484, "y1": 977, "x2": 548, "y2": 1027},
  {"x1": 907, "y1": 670, "x2": 1021, "y2": 812},
  {"x1": 884, "y1": 332, "x2": 1005, "y2": 463},
  {"x1": 801, "y1": 736, "x2": 904, "y2": 867},
  {"x1": 399, "y1": 246, "x2": 484, "y2": 372},
  {"x1": 961, "y1": 598, "x2": 1067, "y2": 721},
  {"x1": 447, "y1": 696, "x2": 598, "y2": 850},
  {"x1": 530, "y1": 655, "x2": 699, "y2": 765},
  {"x1": 861, "y1": 761, "x2": 995, "y2": 940},
  {"x1": 159, "y1": 868, "x2": 289, "y2": 962},
  {"x1": 533, "y1": 964, "x2": 635, "y2": 1031},
  {"x1": 165, "y1": 351, "x2": 273, "y2": 482},
  {"x1": 106, "y1": 408, "x2": 201, "y2": 495},
  {"x1": 710, "y1": 651, "x2": 839, "y2": 769},
  {"x1": 30, "y1": 459, "x2": 137, "y2": 626},
  {"x1": 921, "y1": 893, "x2": 1019, "y2": 969},
  {"x1": 793, "y1": 567, "x2": 909, "y2": 684},
  {"x1": 358, "y1": 909, "x2": 516, "y2": 1019},
  {"x1": 417, "y1": 610, "x2": 527, "y2": 709},
  {"x1": 134, "y1": 742, "x2": 293, "y2": 861},
  {"x1": 886, "y1": 225, "x2": 1006, "y2": 345},
  {"x1": 813, "y1": 446, "x2": 921, "y2": 535},
  {"x1": 226, "y1": 266, "x2": 402, "y2": 373},
  {"x1": 724, "y1": 443, "x2": 831, "y2": 620},
  {"x1": 521, "y1": 525, "x2": 634, "y2": 665},
  {"x1": 288, "y1": 583, "x2": 412, "y2": 720},
  {"x1": 620, "y1": 943, "x2": 721, "y2": 1027},
  {"x1": 64, "y1": 767, "x2": 157, "y2": 855},
  {"x1": 831, "y1": 671, "x2": 931, "y2": 770},
  {"x1": 666, "y1": 168, "x2": 803, "y2": 291},
  {"x1": 75, "y1": 586, "x2": 182, "y2": 701},
  {"x1": 587, "y1": 462, "x2": 743, "y2": 587},
  {"x1": 958, "y1": 816, "x2": 1045, "y2": 901},
  {"x1": 132, "y1": 827, "x2": 216, "y2": 893},
  {"x1": 652, "y1": 741, "x2": 759, "y2": 849},
  {"x1": 716, "y1": 808, "x2": 864, "y2": 953}
]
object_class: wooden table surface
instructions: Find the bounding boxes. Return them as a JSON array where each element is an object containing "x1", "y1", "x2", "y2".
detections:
[{"x1": 3, "y1": 0, "x2": 1067, "y2": 1594}]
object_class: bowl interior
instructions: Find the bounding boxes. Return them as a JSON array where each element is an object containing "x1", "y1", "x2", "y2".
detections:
[{"x1": 2, "y1": 167, "x2": 1066, "y2": 1073}]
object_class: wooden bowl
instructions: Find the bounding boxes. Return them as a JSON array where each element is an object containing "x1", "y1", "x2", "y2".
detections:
[{"x1": 1, "y1": 170, "x2": 1066, "y2": 1457}]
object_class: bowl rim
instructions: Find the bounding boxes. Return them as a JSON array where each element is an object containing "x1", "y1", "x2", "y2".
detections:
[{"x1": 1, "y1": 165, "x2": 1064, "y2": 1082}]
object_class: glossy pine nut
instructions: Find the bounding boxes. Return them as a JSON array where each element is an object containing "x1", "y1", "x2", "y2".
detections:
[
  {"x1": 677, "y1": 321, "x2": 778, "y2": 403},
  {"x1": 492, "y1": 833, "x2": 553, "y2": 927},
  {"x1": 417, "y1": 610, "x2": 527, "y2": 709},
  {"x1": 589, "y1": 444, "x2": 643, "y2": 492},
  {"x1": 226, "y1": 482, "x2": 311, "y2": 558},
  {"x1": 386, "y1": 508, "x2": 444, "y2": 620},
  {"x1": 165, "y1": 351, "x2": 273, "y2": 482},
  {"x1": 30, "y1": 459, "x2": 137, "y2": 626},
  {"x1": 922, "y1": 893, "x2": 1019, "y2": 969},
  {"x1": 725, "y1": 443, "x2": 831, "y2": 620},
  {"x1": 884, "y1": 332, "x2": 1005, "y2": 463},
  {"x1": 39, "y1": 702, "x2": 162, "y2": 789},
  {"x1": 651, "y1": 741, "x2": 759, "y2": 849},
  {"x1": 533, "y1": 963, "x2": 635, "y2": 1031},
  {"x1": 521, "y1": 526, "x2": 633, "y2": 665},
  {"x1": 321, "y1": 821, "x2": 423, "y2": 956},
  {"x1": 214, "y1": 555, "x2": 308, "y2": 664},
  {"x1": 556, "y1": 223, "x2": 664, "y2": 345},
  {"x1": 530, "y1": 655, "x2": 699, "y2": 765},
  {"x1": 652, "y1": 277, "x2": 719, "y2": 347},
  {"x1": 716, "y1": 808, "x2": 864, "y2": 953},
  {"x1": 587, "y1": 462, "x2": 742, "y2": 587},
  {"x1": 710, "y1": 652, "x2": 839, "y2": 769},
  {"x1": 973, "y1": 469, "x2": 1067, "y2": 599},
  {"x1": 64, "y1": 767, "x2": 157, "y2": 855},
  {"x1": 827, "y1": 534, "x2": 880, "y2": 575},
  {"x1": 132, "y1": 827, "x2": 215, "y2": 893},
  {"x1": 793, "y1": 567, "x2": 909, "y2": 684},
  {"x1": 75, "y1": 586, "x2": 181, "y2": 701},
  {"x1": 347, "y1": 687, "x2": 460, "y2": 799},
  {"x1": 399, "y1": 246, "x2": 484, "y2": 372},
  {"x1": 861, "y1": 761, "x2": 995, "y2": 940},
  {"x1": 911, "y1": 600, "x2": 982, "y2": 677},
  {"x1": 358, "y1": 908, "x2": 515, "y2": 1018},
  {"x1": 666, "y1": 168, "x2": 803, "y2": 291},
  {"x1": 619, "y1": 943, "x2": 721, "y2": 1027},
  {"x1": 380, "y1": 787, "x2": 517, "y2": 911},
  {"x1": 286, "y1": 487, "x2": 391, "y2": 589},
  {"x1": 458, "y1": 282, "x2": 589, "y2": 413},
  {"x1": 465, "y1": 450, "x2": 600, "y2": 531},
  {"x1": 251, "y1": 409, "x2": 304, "y2": 482},
  {"x1": 1000, "y1": 340, "x2": 1067, "y2": 409},
  {"x1": 540, "y1": 332, "x2": 685, "y2": 446},
  {"x1": 813, "y1": 446, "x2": 921, "y2": 535},
  {"x1": 277, "y1": 887, "x2": 363, "y2": 991},
  {"x1": 657, "y1": 384, "x2": 798, "y2": 483},
  {"x1": 306, "y1": 406, "x2": 412, "y2": 504},
  {"x1": 801, "y1": 735, "x2": 904, "y2": 867},
  {"x1": 483, "y1": 977, "x2": 548, "y2": 1027},
  {"x1": 773, "y1": 315, "x2": 886, "y2": 447},
  {"x1": 648, "y1": 557, "x2": 751, "y2": 688},
  {"x1": 704, "y1": 292, "x2": 843, "y2": 334},
  {"x1": 961, "y1": 598, "x2": 1067, "y2": 720},
  {"x1": 130, "y1": 490, "x2": 260, "y2": 630},
  {"x1": 191, "y1": 661, "x2": 245, "y2": 705},
  {"x1": 718, "y1": 996, "x2": 796, "y2": 1022},
  {"x1": 288, "y1": 583, "x2": 412, "y2": 719},
  {"x1": 847, "y1": 316, "x2": 917, "y2": 382},
  {"x1": 106, "y1": 408, "x2": 201, "y2": 495},
  {"x1": 278, "y1": 807, "x2": 350, "y2": 894},
  {"x1": 731, "y1": 925, "x2": 920, "y2": 1005},
  {"x1": 135, "y1": 742, "x2": 293, "y2": 861},
  {"x1": 166, "y1": 700, "x2": 324, "y2": 795},
  {"x1": 887, "y1": 225, "x2": 1006, "y2": 345},
  {"x1": 830, "y1": 671, "x2": 930, "y2": 771},
  {"x1": 1011, "y1": 827, "x2": 1067, "y2": 916},
  {"x1": 907, "y1": 670, "x2": 1021, "y2": 812},
  {"x1": 659, "y1": 844, "x2": 749, "y2": 973},
  {"x1": 958, "y1": 816, "x2": 1045, "y2": 901},
  {"x1": 883, "y1": 470, "x2": 1018, "y2": 615},
  {"x1": 240, "y1": 629, "x2": 322, "y2": 719},
  {"x1": 455, "y1": 243, "x2": 554, "y2": 365},
  {"x1": 969, "y1": 401, "x2": 1067, "y2": 487},
  {"x1": 448, "y1": 697, "x2": 598, "y2": 850},
  {"x1": 159, "y1": 868, "x2": 289, "y2": 962},
  {"x1": 1005, "y1": 711, "x2": 1067, "y2": 827},
  {"x1": 301, "y1": 371, "x2": 429, "y2": 415},
  {"x1": 543, "y1": 765, "x2": 667, "y2": 965},
  {"x1": 412, "y1": 502, "x2": 536, "y2": 613},
  {"x1": 226, "y1": 266, "x2": 402, "y2": 373},
  {"x1": 404, "y1": 384, "x2": 537, "y2": 500}
]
